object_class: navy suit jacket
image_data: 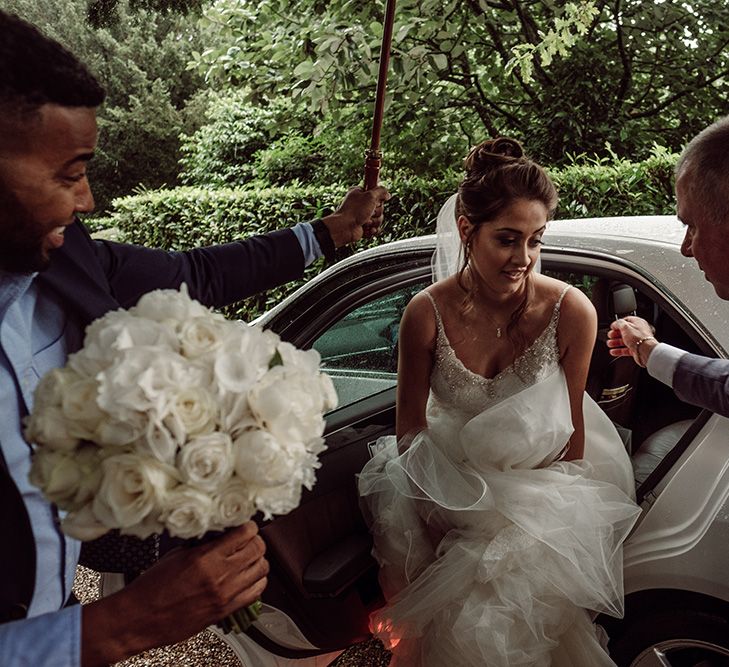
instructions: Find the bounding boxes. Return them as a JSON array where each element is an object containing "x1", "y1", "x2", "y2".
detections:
[{"x1": 1, "y1": 220, "x2": 305, "y2": 621}]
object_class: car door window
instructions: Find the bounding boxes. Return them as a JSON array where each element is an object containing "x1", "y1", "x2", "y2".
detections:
[{"x1": 312, "y1": 281, "x2": 428, "y2": 411}]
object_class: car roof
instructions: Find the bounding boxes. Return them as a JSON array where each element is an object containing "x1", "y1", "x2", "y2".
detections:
[{"x1": 263, "y1": 215, "x2": 729, "y2": 354}]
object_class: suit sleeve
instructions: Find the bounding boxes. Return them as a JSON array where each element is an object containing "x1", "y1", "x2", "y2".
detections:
[
  {"x1": 91, "y1": 228, "x2": 306, "y2": 310},
  {"x1": 672, "y1": 353, "x2": 729, "y2": 418}
]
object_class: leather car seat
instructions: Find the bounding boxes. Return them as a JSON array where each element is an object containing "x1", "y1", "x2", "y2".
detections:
[
  {"x1": 587, "y1": 280, "x2": 645, "y2": 446},
  {"x1": 631, "y1": 419, "x2": 693, "y2": 485}
]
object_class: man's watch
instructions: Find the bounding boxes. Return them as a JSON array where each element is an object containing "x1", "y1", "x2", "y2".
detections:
[{"x1": 311, "y1": 218, "x2": 336, "y2": 264}]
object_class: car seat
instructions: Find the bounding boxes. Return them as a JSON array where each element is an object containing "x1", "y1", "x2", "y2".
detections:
[
  {"x1": 631, "y1": 419, "x2": 693, "y2": 486},
  {"x1": 587, "y1": 280, "x2": 646, "y2": 448}
]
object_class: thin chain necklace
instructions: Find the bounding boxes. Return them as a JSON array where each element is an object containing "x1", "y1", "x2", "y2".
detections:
[
  {"x1": 482, "y1": 310, "x2": 509, "y2": 338},
  {"x1": 463, "y1": 266, "x2": 526, "y2": 339}
]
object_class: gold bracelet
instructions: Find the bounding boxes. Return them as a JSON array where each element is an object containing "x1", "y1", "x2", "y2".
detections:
[
  {"x1": 634, "y1": 335, "x2": 656, "y2": 367},
  {"x1": 635, "y1": 335, "x2": 656, "y2": 349}
]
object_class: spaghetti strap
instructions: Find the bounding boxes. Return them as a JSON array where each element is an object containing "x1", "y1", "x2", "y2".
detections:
[
  {"x1": 556, "y1": 284, "x2": 571, "y2": 308},
  {"x1": 422, "y1": 290, "x2": 445, "y2": 333},
  {"x1": 550, "y1": 284, "x2": 571, "y2": 326}
]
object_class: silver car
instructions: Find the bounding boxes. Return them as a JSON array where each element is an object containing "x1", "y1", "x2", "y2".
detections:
[{"x1": 224, "y1": 216, "x2": 729, "y2": 667}]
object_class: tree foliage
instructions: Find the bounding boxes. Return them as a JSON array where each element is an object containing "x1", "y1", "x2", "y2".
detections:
[
  {"x1": 192, "y1": 0, "x2": 729, "y2": 164},
  {"x1": 4, "y1": 0, "x2": 206, "y2": 212}
]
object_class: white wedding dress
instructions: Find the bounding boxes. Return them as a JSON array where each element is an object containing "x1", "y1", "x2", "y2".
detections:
[{"x1": 358, "y1": 287, "x2": 641, "y2": 666}]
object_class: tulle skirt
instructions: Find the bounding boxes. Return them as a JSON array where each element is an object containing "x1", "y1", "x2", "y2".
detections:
[{"x1": 358, "y1": 372, "x2": 640, "y2": 666}]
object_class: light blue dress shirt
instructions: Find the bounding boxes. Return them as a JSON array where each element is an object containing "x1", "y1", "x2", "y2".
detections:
[
  {"x1": 292, "y1": 221, "x2": 323, "y2": 266},
  {"x1": 0, "y1": 273, "x2": 82, "y2": 666},
  {"x1": 0, "y1": 226, "x2": 321, "y2": 665}
]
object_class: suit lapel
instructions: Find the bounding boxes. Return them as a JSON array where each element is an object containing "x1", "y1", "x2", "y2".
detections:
[{"x1": 36, "y1": 221, "x2": 120, "y2": 329}]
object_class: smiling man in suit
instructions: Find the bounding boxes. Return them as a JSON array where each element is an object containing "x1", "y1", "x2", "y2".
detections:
[
  {"x1": 0, "y1": 10, "x2": 388, "y2": 666},
  {"x1": 608, "y1": 116, "x2": 729, "y2": 418}
]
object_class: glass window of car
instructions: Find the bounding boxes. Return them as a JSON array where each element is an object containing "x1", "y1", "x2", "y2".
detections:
[{"x1": 312, "y1": 281, "x2": 428, "y2": 410}]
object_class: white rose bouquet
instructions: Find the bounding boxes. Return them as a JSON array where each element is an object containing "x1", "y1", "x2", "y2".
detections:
[{"x1": 25, "y1": 285, "x2": 337, "y2": 632}]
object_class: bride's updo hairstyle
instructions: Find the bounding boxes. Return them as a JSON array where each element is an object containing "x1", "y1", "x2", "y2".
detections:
[{"x1": 455, "y1": 137, "x2": 558, "y2": 347}]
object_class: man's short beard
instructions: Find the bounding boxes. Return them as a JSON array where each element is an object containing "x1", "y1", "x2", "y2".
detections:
[{"x1": 0, "y1": 190, "x2": 52, "y2": 273}]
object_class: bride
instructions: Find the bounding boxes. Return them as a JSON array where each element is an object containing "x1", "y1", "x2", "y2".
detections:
[{"x1": 358, "y1": 137, "x2": 641, "y2": 666}]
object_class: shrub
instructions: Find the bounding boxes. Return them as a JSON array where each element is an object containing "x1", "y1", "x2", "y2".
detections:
[
  {"x1": 179, "y1": 93, "x2": 307, "y2": 188},
  {"x1": 101, "y1": 152, "x2": 678, "y2": 321},
  {"x1": 551, "y1": 149, "x2": 678, "y2": 218},
  {"x1": 253, "y1": 134, "x2": 328, "y2": 186}
]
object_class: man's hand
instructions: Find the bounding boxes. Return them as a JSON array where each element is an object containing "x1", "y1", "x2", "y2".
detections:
[
  {"x1": 81, "y1": 522, "x2": 268, "y2": 667},
  {"x1": 607, "y1": 316, "x2": 658, "y2": 368},
  {"x1": 322, "y1": 185, "x2": 391, "y2": 247}
]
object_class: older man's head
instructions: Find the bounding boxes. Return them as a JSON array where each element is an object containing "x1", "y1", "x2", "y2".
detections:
[{"x1": 677, "y1": 117, "x2": 729, "y2": 299}]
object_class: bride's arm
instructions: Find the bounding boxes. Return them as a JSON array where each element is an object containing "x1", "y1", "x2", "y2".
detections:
[
  {"x1": 395, "y1": 292, "x2": 437, "y2": 447},
  {"x1": 557, "y1": 287, "x2": 598, "y2": 460}
]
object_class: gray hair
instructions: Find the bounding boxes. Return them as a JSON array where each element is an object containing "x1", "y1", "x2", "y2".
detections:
[{"x1": 676, "y1": 116, "x2": 729, "y2": 226}]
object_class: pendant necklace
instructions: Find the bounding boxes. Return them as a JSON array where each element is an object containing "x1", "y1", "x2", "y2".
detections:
[
  {"x1": 482, "y1": 310, "x2": 509, "y2": 339},
  {"x1": 488, "y1": 316, "x2": 505, "y2": 338}
]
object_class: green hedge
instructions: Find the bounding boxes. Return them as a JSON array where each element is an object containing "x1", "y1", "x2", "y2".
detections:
[{"x1": 102, "y1": 153, "x2": 679, "y2": 321}]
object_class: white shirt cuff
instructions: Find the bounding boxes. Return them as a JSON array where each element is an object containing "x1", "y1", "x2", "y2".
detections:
[{"x1": 646, "y1": 342, "x2": 687, "y2": 388}]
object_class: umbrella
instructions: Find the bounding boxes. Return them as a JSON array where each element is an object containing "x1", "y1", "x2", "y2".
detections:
[
  {"x1": 364, "y1": 0, "x2": 397, "y2": 191},
  {"x1": 336, "y1": 0, "x2": 396, "y2": 255}
]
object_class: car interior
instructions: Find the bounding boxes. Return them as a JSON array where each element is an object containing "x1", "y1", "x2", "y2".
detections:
[{"x1": 254, "y1": 258, "x2": 711, "y2": 657}]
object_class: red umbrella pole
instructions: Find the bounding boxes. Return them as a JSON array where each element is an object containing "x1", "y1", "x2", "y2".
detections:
[{"x1": 364, "y1": 0, "x2": 397, "y2": 191}]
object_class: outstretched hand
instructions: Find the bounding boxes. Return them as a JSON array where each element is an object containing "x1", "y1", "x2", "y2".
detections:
[
  {"x1": 81, "y1": 522, "x2": 268, "y2": 666},
  {"x1": 323, "y1": 185, "x2": 391, "y2": 247},
  {"x1": 607, "y1": 316, "x2": 658, "y2": 368}
]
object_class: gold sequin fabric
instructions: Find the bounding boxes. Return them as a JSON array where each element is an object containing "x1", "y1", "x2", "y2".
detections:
[
  {"x1": 327, "y1": 639, "x2": 392, "y2": 666},
  {"x1": 73, "y1": 566, "x2": 242, "y2": 667}
]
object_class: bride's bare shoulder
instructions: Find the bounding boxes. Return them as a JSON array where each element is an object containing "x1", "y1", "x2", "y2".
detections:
[
  {"x1": 401, "y1": 287, "x2": 441, "y2": 346},
  {"x1": 532, "y1": 275, "x2": 596, "y2": 336},
  {"x1": 532, "y1": 274, "x2": 595, "y2": 321}
]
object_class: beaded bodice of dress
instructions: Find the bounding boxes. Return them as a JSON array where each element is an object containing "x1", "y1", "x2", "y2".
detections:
[{"x1": 424, "y1": 285, "x2": 570, "y2": 420}]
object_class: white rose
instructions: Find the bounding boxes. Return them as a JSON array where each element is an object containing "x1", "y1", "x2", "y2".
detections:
[
  {"x1": 28, "y1": 444, "x2": 102, "y2": 511},
  {"x1": 132, "y1": 284, "x2": 212, "y2": 327},
  {"x1": 167, "y1": 386, "x2": 218, "y2": 437},
  {"x1": 277, "y1": 341, "x2": 321, "y2": 375},
  {"x1": 213, "y1": 326, "x2": 277, "y2": 394},
  {"x1": 98, "y1": 348, "x2": 210, "y2": 424},
  {"x1": 248, "y1": 366, "x2": 326, "y2": 445},
  {"x1": 136, "y1": 420, "x2": 181, "y2": 464},
  {"x1": 177, "y1": 433, "x2": 234, "y2": 492},
  {"x1": 66, "y1": 346, "x2": 107, "y2": 379},
  {"x1": 179, "y1": 317, "x2": 232, "y2": 359},
  {"x1": 211, "y1": 478, "x2": 255, "y2": 529},
  {"x1": 162, "y1": 485, "x2": 214, "y2": 539},
  {"x1": 92, "y1": 453, "x2": 177, "y2": 531},
  {"x1": 62, "y1": 504, "x2": 109, "y2": 541},
  {"x1": 24, "y1": 406, "x2": 79, "y2": 451},
  {"x1": 319, "y1": 373, "x2": 338, "y2": 413},
  {"x1": 94, "y1": 415, "x2": 145, "y2": 447},
  {"x1": 33, "y1": 368, "x2": 80, "y2": 411},
  {"x1": 61, "y1": 377, "x2": 105, "y2": 440},
  {"x1": 217, "y1": 392, "x2": 257, "y2": 439},
  {"x1": 233, "y1": 429, "x2": 306, "y2": 487},
  {"x1": 253, "y1": 478, "x2": 303, "y2": 520},
  {"x1": 139, "y1": 353, "x2": 212, "y2": 405}
]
